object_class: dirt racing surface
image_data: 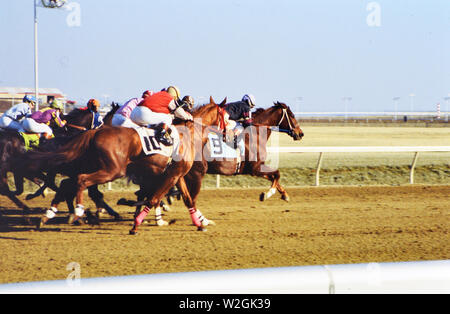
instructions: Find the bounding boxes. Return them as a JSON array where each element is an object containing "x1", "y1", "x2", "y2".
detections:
[{"x1": 0, "y1": 185, "x2": 449, "y2": 284}]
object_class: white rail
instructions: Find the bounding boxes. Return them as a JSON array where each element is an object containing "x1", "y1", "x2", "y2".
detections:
[
  {"x1": 0, "y1": 260, "x2": 448, "y2": 294},
  {"x1": 215, "y1": 146, "x2": 450, "y2": 187}
]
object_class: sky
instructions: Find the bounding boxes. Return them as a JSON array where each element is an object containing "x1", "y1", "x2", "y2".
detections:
[{"x1": 0, "y1": 0, "x2": 449, "y2": 112}]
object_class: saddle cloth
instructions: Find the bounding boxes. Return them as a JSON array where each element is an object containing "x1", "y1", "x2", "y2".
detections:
[
  {"x1": 134, "y1": 126, "x2": 180, "y2": 157},
  {"x1": 206, "y1": 132, "x2": 245, "y2": 159}
]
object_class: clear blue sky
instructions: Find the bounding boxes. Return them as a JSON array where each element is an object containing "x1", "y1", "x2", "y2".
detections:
[{"x1": 0, "y1": 0, "x2": 449, "y2": 112}]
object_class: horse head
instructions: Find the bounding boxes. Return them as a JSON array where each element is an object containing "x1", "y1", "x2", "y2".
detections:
[
  {"x1": 265, "y1": 101, "x2": 304, "y2": 141},
  {"x1": 103, "y1": 102, "x2": 121, "y2": 126}
]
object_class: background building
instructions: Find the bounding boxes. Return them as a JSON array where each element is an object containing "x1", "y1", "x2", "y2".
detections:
[{"x1": 0, "y1": 87, "x2": 67, "y2": 112}]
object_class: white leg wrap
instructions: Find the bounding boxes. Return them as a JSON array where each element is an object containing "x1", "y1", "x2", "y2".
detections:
[
  {"x1": 155, "y1": 207, "x2": 162, "y2": 221},
  {"x1": 75, "y1": 205, "x2": 85, "y2": 217},
  {"x1": 196, "y1": 209, "x2": 210, "y2": 227},
  {"x1": 45, "y1": 207, "x2": 58, "y2": 219},
  {"x1": 155, "y1": 206, "x2": 168, "y2": 226},
  {"x1": 266, "y1": 187, "x2": 277, "y2": 199}
]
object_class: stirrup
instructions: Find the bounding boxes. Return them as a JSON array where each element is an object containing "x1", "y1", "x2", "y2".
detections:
[{"x1": 159, "y1": 133, "x2": 173, "y2": 146}]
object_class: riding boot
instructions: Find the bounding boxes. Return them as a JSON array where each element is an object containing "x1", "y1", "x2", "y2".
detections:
[{"x1": 156, "y1": 123, "x2": 173, "y2": 146}]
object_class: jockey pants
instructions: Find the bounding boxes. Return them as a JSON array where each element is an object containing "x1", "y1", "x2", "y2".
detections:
[
  {"x1": 0, "y1": 115, "x2": 26, "y2": 132},
  {"x1": 130, "y1": 106, "x2": 173, "y2": 127},
  {"x1": 111, "y1": 113, "x2": 141, "y2": 129},
  {"x1": 22, "y1": 118, "x2": 53, "y2": 136}
]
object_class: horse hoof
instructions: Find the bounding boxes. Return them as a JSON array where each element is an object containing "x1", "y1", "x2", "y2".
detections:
[
  {"x1": 25, "y1": 194, "x2": 34, "y2": 201},
  {"x1": 197, "y1": 227, "x2": 207, "y2": 232},
  {"x1": 162, "y1": 204, "x2": 171, "y2": 212},
  {"x1": 37, "y1": 217, "x2": 47, "y2": 230},
  {"x1": 282, "y1": 194, "x2": 290, "y2": 202},
  {"x1": 260, "y1": 193, "x2": 267, "y2": 202},
  {"x1": 202, "y1": 219, "x2": 215, "y2": 227},
  {"x1": 129, "y1": 230, "x2": 137, "y2": 235},
  {"x1": 157, "y1": 220, "x2": 169, "y2": 227}
]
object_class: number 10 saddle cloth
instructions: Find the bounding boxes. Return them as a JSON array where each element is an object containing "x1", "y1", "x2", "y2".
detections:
[{"x1": 134, "y1": 126, "x2": 180, "y2": 157}]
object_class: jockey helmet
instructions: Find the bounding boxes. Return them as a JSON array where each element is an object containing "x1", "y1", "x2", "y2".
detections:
[
  {"x1": 50, "y1": 99, "x2": 64, "y2": 111},
  {"x1": 87, "y1": 99, "x2": 101, "y2": 110},
  {"x1": 167, "y1": 86, "x2": 181, "y2": 101},
  {"x1": 142, "y1": 90, "x2": 154, "y2": 98},
  {"x1": 23, "y1": 95, "x2": 37, "y2": 104},
  {"x1": 242, "y1": 94, "x2": 256, "y2": 108}
]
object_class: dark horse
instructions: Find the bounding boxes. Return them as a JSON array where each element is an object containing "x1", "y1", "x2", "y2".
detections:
[
  {"x1": 27, "y1": 103, "x2": 123, "y2": 225},
  {"x1": 25, "y1": 98, "x2": 226, "y2": 233},
  {"x1": 1, "y1": 105, "x2": 120, "y2": 220}
]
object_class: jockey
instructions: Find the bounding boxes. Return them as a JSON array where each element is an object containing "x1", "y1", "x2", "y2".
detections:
[
  {"x1": 22, "y1": 100, "x2": 66, "y2": 139},
  {"x1": 82, "y1": 99, "x2": 104, "y2": 129},
  {"x1": 0, "y1": 95, "x2": 36, "y2": 133},
  {"x1": 111, "y1": 90, "x2": 153, "y2": 129},
  {"x1": 130, "y1": 86, "x2": 193, "y2": 146},
  {"x1": 181, "y1": 95, "x2": 195, "y2": 113},
  {"x1": 223, "y1": 94, "x2": 256, "y2": 135}
]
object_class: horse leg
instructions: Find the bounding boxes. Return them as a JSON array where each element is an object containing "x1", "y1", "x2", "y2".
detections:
[
  {"x1": 180, "y1": 174, "x2": 214, "y2": 230},
  {"x1": 37, "y1": 178, "x2": 73, "y2": 229},
  {"x1": 88, "y1": 185, "x2": 121, "y2": 221},
  {"x1": 0, "y1": 173, "x2": 31, "y2": 213},
  {"x1": 12, "y1": 172, "x2": 24, "y2": 196},
  {"x1": 75, "y1": 168, "x2": 124, "y2": 223},
  {"x1": 254, "y1": 166, "x2": 289, "y2": 202}
]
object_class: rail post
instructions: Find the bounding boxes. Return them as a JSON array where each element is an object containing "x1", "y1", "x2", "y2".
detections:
[
  {"x1": 315, "y1": 152, "x2": 324, "y2": 186},
  {"x1": 410, "y1": 152, "x2": 419, "y2": 184},
  {"x1": 216, "y1": 175, "x2": 221, "y2": 188}
]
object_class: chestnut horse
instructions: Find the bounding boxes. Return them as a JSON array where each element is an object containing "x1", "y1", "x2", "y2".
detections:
[
  {"x1": 27, "y1": 98, "x2": 227, "y2": 233},
  {"x1": 201, "y1": 102, "x2": 304, "y2": 202},
  {"x1": 122, "y1": 102, "x2": 304, "y2": 227}
]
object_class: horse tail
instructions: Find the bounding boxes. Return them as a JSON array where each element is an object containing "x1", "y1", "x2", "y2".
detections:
[{"x1": 29, "y1": 129, "x2": 98, "y2": 172}]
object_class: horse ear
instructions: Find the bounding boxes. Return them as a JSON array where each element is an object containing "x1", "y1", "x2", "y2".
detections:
[
  {"x1": 209, "y1": 96, "x2": 215, "y2": 105},
  {"x1": 220, "y1": 97, "x2": 227, "y2": 106}
]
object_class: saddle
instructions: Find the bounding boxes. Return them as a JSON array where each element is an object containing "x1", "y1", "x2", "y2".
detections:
[{"x1": 0, "y1": 128, "x2": 41, "y2": 151}]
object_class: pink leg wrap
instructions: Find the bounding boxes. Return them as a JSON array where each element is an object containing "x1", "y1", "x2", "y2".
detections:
[
  {"x1": 135, "y1": 207, "x2": 150, "y2": 226},
  {"x1": 189, "y1": 208, "x2": 201, "y2": 227}
]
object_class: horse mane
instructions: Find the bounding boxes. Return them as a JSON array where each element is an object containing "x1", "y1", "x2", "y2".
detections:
[
  {"x1": 253, "y1": 108, "x2": 266, "y2": 116},
  {"x1": 191, "y1": 102, "x2": 217, "y2": 117}
]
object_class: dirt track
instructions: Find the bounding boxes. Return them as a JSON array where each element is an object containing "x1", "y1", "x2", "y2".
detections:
[{"x1": 0, "y1": 185, "x2": 449, "y2": 284}]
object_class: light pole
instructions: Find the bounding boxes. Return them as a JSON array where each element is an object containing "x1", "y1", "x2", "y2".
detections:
[
  {"x1": 342, "y1": 97, "x2": 352, "y2": 121},
  {"x1": 295, "y1": 96, "x2": 303, "y2": 115},
  {"x1": 393, "y1": 97, "x2": 400, "y2": 121},
  {"x1": 34, "y1": 0, "x2": 68, "y2": 111},
  {"x1": 34, "y1": 0, "x2": 39, "y2": 110},
  {"x1": 444, "y1": 95, "x2": 450, "y2": 122},
  {"x1": 409, "y1": 93, "x2": 415, "y2": 114}
]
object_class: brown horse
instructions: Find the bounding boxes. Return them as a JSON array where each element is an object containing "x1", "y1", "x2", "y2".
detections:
[
  {"x1": 167, "y1": 102, "x2": 303, "y2": 226},
  {"x1": 125, "y1": 101, "x2": 304, "y2": 227},
  {"x1": 28, "y1": 97, "x2": 227, "y2": 232}
]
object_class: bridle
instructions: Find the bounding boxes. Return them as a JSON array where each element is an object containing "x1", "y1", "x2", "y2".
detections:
[{"x1": 272, "y1": 108, "x2": 296, "y2": 137}]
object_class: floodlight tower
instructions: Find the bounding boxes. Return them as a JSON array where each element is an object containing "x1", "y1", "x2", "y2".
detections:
[
  {"x1": 393, "y1": 97, "x2": 400, "y2": 121},
  {"x1": 409, "y1": 93, "x2": 415, "y2": 113},
  {"x1": 444, "y1": 95, "x2": 450, "y2": 122},
  {"x1": 342, "y1": 97, "x2": 352, "y2": 120},
  {"x1": 295, "y1": 96, "x2": 303, "y2": 115}
]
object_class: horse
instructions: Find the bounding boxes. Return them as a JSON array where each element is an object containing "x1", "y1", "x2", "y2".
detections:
[
  {"x1": 3, "y1": 106, "x2": 121, "y2": 220},
  {"x1": 128, "y1": 101, "x2": 304, "y2": 226},
  {"x1": 203, "y1": 101, "x2": 303, "y2": 202},
  {"x1": 25, "y1": 97, "x2": 227, "y2": 233}
]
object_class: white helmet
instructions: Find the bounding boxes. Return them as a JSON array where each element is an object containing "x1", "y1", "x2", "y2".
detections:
[{"x1": 242, "y1": 94, "x2": 256, "y2": 108}]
